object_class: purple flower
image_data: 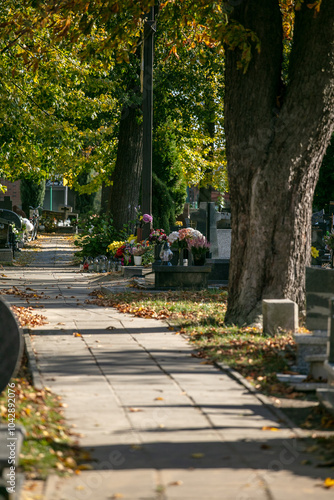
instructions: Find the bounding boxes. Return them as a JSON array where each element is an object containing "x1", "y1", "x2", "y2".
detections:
[{"x1": 142, "y1": 213, "x2": 153, "y2": 223}]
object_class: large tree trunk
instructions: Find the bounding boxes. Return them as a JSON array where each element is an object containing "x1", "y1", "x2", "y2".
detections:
[
  {"x1": 108, "y1": 103, "x2": 143, "y2": 231},
  {"x1": 225, "y1": 0, "x2": 334, "y2": 325}
]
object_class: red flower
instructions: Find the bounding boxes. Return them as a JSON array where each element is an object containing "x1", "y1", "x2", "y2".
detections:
[{"x1": 115, "y1": 245, "x2": 126, "y2": 258}]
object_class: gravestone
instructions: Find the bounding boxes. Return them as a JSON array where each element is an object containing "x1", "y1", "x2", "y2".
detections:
[
  {"x1": 305, "y1": 266, "x2": 334, "y2": 331},
  {"x1": 316, "y1": 297, "x2": 334, "y2": 417},
  {"x1": 217, "y1": 211, "x2": 231, "y2": 229},
  {"x1": 263, "y1": 299, "x2": 298, "y2": 335},
  {"x1": 0, "y1": 210, "x2": 21, "y2": 232},
  {"x1": 294, "y1": 267, "x2": 333, "y2": 373},
  {"x1": 190, "y1": 202, "x2": 232, "y2": 282},
  {"x1": 190, "y1": 204, "x2": 207, "y2": 237},
  {"x1": 217, "y1": 229, "x2": 231, "y2": 259},
  {"x1": 190, "y1": 202, "x2": 220, "y2": 258},
  {"x1": 0, "y1": 210, "x2": 22, "y2": 262},
  {"x1": 0, "y1": 196, "x2": 12, "y2": 211},
  {"x1": 0, "y1": 297, "x2": 23, "y2": 395}
]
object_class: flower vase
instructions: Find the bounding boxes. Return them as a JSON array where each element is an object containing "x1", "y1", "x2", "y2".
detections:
[
  {"x1": 193, "y1": 253, "x2": 206, "y2": 266},
  {"x1": 134, "y1": 255, "x2": 142, "y2": 266},
  {"x1": 178, "y1": 249, "x2": 184, "y2": 266},
  {"x1": 187, "y1": 249, "x2": 193, "y2": 266},
  {"x1": 154, "y1": 244, "x2": 162, "y2": 263}
]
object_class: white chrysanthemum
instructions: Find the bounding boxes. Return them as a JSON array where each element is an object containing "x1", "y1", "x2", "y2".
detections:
[
  {"x1": 189, "y1": 229, "x2": 202, "y2": 239},
  {"x1": 168, "y1": 231, "x2": 179, "y2": 244}
]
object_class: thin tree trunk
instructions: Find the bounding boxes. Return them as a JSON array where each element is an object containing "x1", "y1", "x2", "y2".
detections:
[{"x1": 225, "y1": 0, "x2": 334, "y2": 325}]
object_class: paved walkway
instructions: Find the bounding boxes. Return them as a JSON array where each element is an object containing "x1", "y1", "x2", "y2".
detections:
[{"x1": 1, "y1": 236, "x2": 333, "y2": 500}]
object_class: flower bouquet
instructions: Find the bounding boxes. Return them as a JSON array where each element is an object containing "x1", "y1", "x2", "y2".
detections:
[
  {"x1": 149, "y1": 229, "x2": 167, "y2": 244},
  {"x1": 167, "y1": 227, "x2": 207, "y2": 265},
  {"x1": 324, "y1": 232, "x2": 334, "y2": 251},
  {"x1": 130, "y1": 241, "x2": 150, "y2": 256},
  {"x1": 107, "y1": 241, "x2": 125, "y2": 257},
  {"x1": 187, "y1": 235, "x2": 210, "y2": 265},
  {"x1": 168, "y1": 228, "x2": 203, "y2": 250}
]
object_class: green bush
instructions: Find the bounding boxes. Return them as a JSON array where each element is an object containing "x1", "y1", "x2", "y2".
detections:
[
  {"x1": 74, "y1": 212, "x2": 131, "y2": 257},
  {"x1": 20, "y1": 178, "x2": 45, "y2": 216}
]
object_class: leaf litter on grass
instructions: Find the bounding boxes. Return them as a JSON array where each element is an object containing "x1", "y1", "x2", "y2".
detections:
[{"x1": 0, "y1": 355, "x2": 92, "y2": 480}]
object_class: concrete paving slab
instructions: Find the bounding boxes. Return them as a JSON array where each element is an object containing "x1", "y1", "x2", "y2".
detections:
[{"x1": 44, "y1": 470, "x2": 159, "y2": 500}]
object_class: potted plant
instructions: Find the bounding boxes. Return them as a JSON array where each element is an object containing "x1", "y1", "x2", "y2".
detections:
[
  {"x1": 130, "y1": 241, "x2": 150, "y2": 265},
  {"x1": 187, "y1": 235, "x2": 210, "y2": 266}
]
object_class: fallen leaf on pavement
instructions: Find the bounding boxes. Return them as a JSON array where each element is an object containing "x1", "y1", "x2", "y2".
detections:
[
  {"x1": 191, "y1": 453, "x2": 205, "y2": 459},
  {"x1": 77, "y1": 464, "x2": 94, "y2": 471},
  {"x1": 73, "y1": 332, "x2": 82, "y2": 337},
  {"x1": 323, "y1": 478, "x2": 334, "y2": 488},
  {"x1": 262, "y1": 426, "x2": 280, "y2": 431}
]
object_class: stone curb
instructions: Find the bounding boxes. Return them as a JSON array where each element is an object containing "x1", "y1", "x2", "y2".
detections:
[{"x1": 23, "y1": 331, "x2": 45, "y2": 390}]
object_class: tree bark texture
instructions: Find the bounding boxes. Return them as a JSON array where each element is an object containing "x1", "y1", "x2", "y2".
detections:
[
  {"x1": 225, "y1": 0, "x2": 334, "y2": 324},
  {"x1": 108, "y1": 103, "x2": 143, "y2": 231}
]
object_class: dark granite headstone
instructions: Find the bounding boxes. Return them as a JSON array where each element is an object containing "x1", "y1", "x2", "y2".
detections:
[
  {"x1": 190, "y1": 202, "x2": 220, "y2": 258},
  {"x1": 207, "y1": 202, "x2": 219, "y2": 258},
  {"x1": 328, "y1": 298, "x2": 334, "y2": 364},
  {"x1": 0, "y1": 225, "x2": 8, "y2": 247},
  {"x1": 306, "y1": 267, "x2": 334, "y2": 331},
  {"x1": 0, "y1": 297, "x2": 23, "y2": 394},
  {"x1": 0, "y1": 196, "x2": 12, "y2": 211},
  {"x1": 0, "y1": 209, "x2": 22, "y2": 230},
  {"x1": 190, "y1": 204, "x2": 207, "y2": 237},
  {"x1": 312, "y1": 209, "x2": 324, "y2": 225}
]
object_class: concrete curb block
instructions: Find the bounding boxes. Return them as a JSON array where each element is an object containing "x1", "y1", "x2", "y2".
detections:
[
  {"x1": 214, "y1": 360, "x2": 306, "y2": 438},
  {"x1": 23, "y1": 332, "x2": 45, "y2": 390}
]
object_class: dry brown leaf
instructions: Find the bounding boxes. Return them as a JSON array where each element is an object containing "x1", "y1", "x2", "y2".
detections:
[
  {"x1": 169, "y1": 480, "x2": 183, "y2": 486},
  {"x1": 191, "y1": 453, "x2": 205, "y2": 459}
]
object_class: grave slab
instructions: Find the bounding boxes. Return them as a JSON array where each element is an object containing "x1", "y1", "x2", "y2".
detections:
[{"x1": 153, "y1": 265, "x2": 211, "y2": 290}]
